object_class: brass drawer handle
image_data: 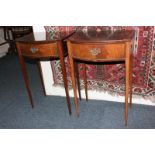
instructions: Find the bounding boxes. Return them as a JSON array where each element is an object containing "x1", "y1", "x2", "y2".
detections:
[
  {"x1": 30, "y1": 47, "x2": 39, "y2": 54},
  {"x1": 89, "y1": 48, "x2": 101, "y2": 56}
]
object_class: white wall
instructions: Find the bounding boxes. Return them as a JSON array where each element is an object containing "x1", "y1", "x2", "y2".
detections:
[{"x1": 0, "y1": 28, "x2": 9, "y2": 58}]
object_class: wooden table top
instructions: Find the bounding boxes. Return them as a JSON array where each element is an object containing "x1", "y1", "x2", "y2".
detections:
[
  {"x1": 66, "y1": 30, "x2": 135, "y2": 43},
  {"x1": 16, "y1": 29, "x2": 135, "y2": 44},
  {"x1": 16, "y1": 31, "x2": 76, "y2": 43}
]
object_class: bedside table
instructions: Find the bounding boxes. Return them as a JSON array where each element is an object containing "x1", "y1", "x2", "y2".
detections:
[
  {"x1": 66, "y1": 30, "x2": 135, "y2": 125},
  {"x1": 16, "y1": 31, "x2": 75, "y2": 115}
]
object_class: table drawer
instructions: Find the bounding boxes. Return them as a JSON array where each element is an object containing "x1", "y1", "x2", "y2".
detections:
[
  {"x1": 17, "y1": 42, "x2": 58, "y2": 58},
  {"x1": 70, "y1": 43, "x2": 126, "y2": 61}
]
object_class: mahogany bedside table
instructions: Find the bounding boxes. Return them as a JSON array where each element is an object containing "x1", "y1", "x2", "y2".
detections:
[
  {"x1": 66, "y1": 30, "x2": 135, "y2": 125},
  {"x1": 16, "y1": 31, "x2": 75, "y2": 115}
]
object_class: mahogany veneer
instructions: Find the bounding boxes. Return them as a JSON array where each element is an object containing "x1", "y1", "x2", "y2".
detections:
[
  {"x1": 66, "y1": 30, "x2": 135, "y2": 125},
  {"x1": 16, "y1": 31, "x2": 76, "y2": 115}
]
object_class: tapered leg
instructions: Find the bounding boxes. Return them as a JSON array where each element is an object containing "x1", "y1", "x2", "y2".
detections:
[
  {"x1": 83, "y1": 63, "x2": 88, "y2": 101},
  {"x1": 67, "y1": 43, "x2": 79, "y2": 116},
  {"x1": 70, "y1": 58, "x2": 79, "y2": 116},
  {"x1": 74, "y1": 61, "x2": 82, "y2": 100},
  {"x1": 18, "y1": 55, "x2": 34, "y2": 108},
  {"x1": 125, "y1": 59, "x2": 130, "y2": 126},
  {"x1": 5, "y1": 28, "x2": 13, "y2": 54},
  {"x1": 129, "y1": 55, "x2": 133, "y2": 108},
  {"x1": 38, "y1": 61, "x2": 46, "y2": 96},
  {"x1": 3, "y1": 27, "x2": 7, "y2": 40},
  {"x1": 57, "y1": 42, "x2": 72, "y2": 115}
]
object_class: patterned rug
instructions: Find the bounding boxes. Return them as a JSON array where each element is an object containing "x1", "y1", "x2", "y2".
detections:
[{"x1": 44, "y1": 26, "x2": 155, "y2": 102}]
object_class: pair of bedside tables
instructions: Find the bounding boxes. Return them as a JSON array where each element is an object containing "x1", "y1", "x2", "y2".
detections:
[{"x1": 16, "y1": 29, "x2": 135, "y2": 125}]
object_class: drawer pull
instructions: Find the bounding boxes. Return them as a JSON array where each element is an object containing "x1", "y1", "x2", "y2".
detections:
[
  {"x1": 30, "y1": 47, "x2": 39, "y2": 54},
  {"x1": 89, "y1": 48, "x2": 101, "y2": 56}
]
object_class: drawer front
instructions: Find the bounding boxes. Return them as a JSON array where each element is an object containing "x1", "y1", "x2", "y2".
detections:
[
  {"x1": 71, "y1": 43, "x2": 125, "y2": 61},
  {"x1": 18, "y1": 42, "x2": 58, "y2": 58}
]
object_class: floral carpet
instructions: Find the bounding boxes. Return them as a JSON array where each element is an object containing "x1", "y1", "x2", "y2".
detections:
[{"x1": 44, "y1": 26, "x2": 155, "y2": 102}]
